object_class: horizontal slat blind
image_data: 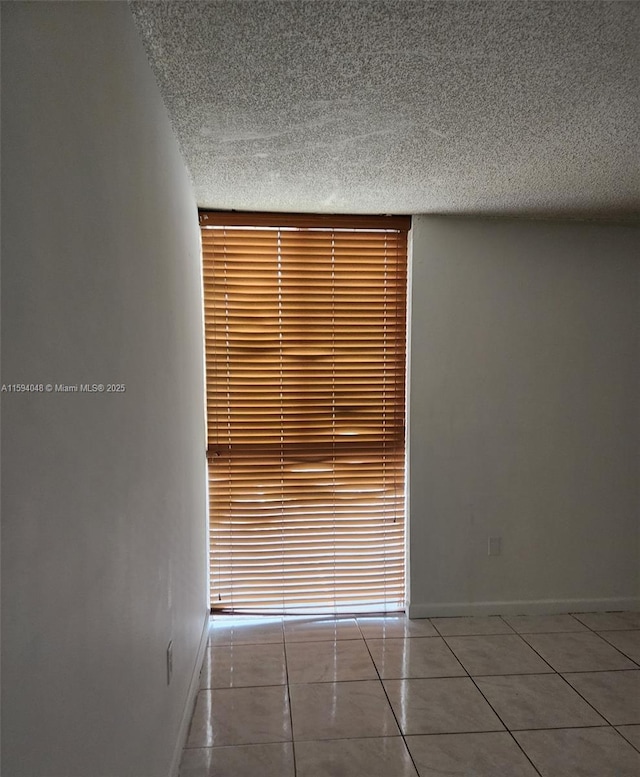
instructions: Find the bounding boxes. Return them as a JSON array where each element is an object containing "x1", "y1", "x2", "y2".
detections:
[{"x1": 201, "y1": 212, "x2": 408, "y2": 612}]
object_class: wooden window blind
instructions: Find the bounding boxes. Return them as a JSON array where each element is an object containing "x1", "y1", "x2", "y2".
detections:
[{"x1": 200, "y1": 211, "x2": 409, "y2": 613}]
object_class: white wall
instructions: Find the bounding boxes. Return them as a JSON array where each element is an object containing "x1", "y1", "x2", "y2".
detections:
[
  {"x1": 409, "y1": 216, "x2": 639, "y2": 617},
  {"x1": 1, "y1": 4, "x2": 208, "y2": 776}
]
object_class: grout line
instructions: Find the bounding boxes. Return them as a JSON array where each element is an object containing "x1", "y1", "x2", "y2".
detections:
[
  {"x1": 504, "y1": 723, "x2": 611, "y2": 732},
  {"x1": 509, "y1": 630, "x2": 591, "y2": 635},
  {"x1": 439, "y1": 633, "x2": 471, "y2": 676},
  {"x1": 469, "y1": 667, "x2": 636, "y2": 676},
  {"x1": 433, "y1": 632, "x2": 517, "y2": 637},
  {"x1": 201, "y1": 683, "x2": 290, "y2": 690},
  {"x1": 183, "y1": 736, "x2": 297, "y2": 750},
  {"x1": 361, "y1": 634, "x2": 442, "y2": 641},
  {"x1": 292, "y1": 734, "x2": 397, "y2": 743},
  {"x1": 360, "y1": 630, "x2": 422, "y2": 776},
  {"x1": 556, "y1": 667, "x2": 640, "y2": 674},
  {"x1": 282, "y1": 625, "x2": 298, "y2": 777}
]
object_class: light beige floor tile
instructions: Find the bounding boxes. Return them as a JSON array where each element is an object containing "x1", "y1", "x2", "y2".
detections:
[
  {"x1": 598, "y1": 630, "x2": 640, "y2": 664},
  {"x1": 383, "y1": 677, "x2": 504, "y2": 735},
  {"x1": 406, "y1": 732, "x2": 539, "y2": 777},
  {"x1": 286, "y1": 639, "x2": 376, "y2": 683},
  {"x1": 504, "y1": 613, "x2": 588, "y2": 634},
  {"x1": 186, "y1": 687, "x2": 291, "y2": 747},
  {"x1": 200, "y1": 643, "x2": 286, "y2": 688},
  {"x1": 514, "y1": 727, "x2": 640, "y2": 777},
  {"x1": 522, "y1": 632, "x2": 636, "y2": 672},
  {"x1": 357, "y1": 615, "x2": 438, "y2": 638},
  {"x1": 289, "y1": 680, "x2": 399, "y2": 740},
  {"x1": 284, "y1": 617, "x2": 362, "y2": 642},
  {"x1": 209, "y1": 617, "x2": 283, "y2": 646},
  {"x1": 563, "y1": 670, "x2": 640, "y2": 725},
  {"x1": 183, "y1": 613, "x2": 640, "y2": 776},
  {"x1": 616, "y1": 725, "x2": 640, "y2": 751},
  {"x1": 573, "y1": 611, "x2": 640, "y2": 631},
  {"x1": 431, "y1": 616, "x2": 513, "y2": 636},
  {"x1": 445, "y1": 635, "x2": 552, "y2": 675},
  {"x1": 366, "y1": 636, "x2": 465, "y2": 679},
  {"x1": 179, "y1": 743, "x2": 294, "y2": 777},
  {"x1": 295, "y1": 737, "x2": 418, "y2": 777},
  {"x1": 475, "y1": 673, "x2": 606, "y2": 729}
]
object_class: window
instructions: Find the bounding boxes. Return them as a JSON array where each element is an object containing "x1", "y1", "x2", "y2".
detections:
[{"x1": 201, "y1": 211, "x2": 409, "y2": 613}]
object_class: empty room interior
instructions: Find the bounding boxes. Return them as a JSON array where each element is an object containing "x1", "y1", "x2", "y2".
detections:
[{"x1": 1, "y1": 1, "x2": 639, "y2": 776}]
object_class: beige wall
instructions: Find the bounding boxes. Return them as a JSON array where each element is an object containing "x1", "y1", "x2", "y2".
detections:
[
  {"x1": 408, "y1": 216, "x2": 639, "y2": 616},
  {"x1": 1, "y1": 4, "x2": 208, "y2": 775}
]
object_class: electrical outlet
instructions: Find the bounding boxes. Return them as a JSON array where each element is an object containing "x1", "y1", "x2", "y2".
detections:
[
  {"x1": 488, "y1": 536, "x2": 502, "y2": 556},
  {"x1": 167, "y1": 641, "x2": 173, "y2": 685}
]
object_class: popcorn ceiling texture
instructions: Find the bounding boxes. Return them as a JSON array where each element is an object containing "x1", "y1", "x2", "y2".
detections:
[{"x1": 130, "y1": 0, "x2": 639, "y2": 219}]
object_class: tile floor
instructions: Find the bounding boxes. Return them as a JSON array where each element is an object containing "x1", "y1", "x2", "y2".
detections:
[{"x1": 180, "y1": 610, "x2": 640, "y2": 776}]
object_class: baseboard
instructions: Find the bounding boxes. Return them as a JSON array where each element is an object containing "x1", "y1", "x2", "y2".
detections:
[
  {"x1": 408, "y1": 596, "x2": 640, "y2": 619},
  {"x1": 169, "y1": 609, "x2": 210, "y2": 777}
]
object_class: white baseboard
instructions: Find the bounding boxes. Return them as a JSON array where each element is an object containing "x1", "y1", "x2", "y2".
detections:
[
  {"x1": 169, "y1": 609, "x2": 210, "y2": 777},
  {"x1": 408, "y1": 596, "x2": 640, "y2": 619}
]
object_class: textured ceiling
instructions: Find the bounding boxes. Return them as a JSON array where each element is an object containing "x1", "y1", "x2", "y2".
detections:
[{"x1": 130, "y1": 0, "x2": 640, "y2": 219}]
